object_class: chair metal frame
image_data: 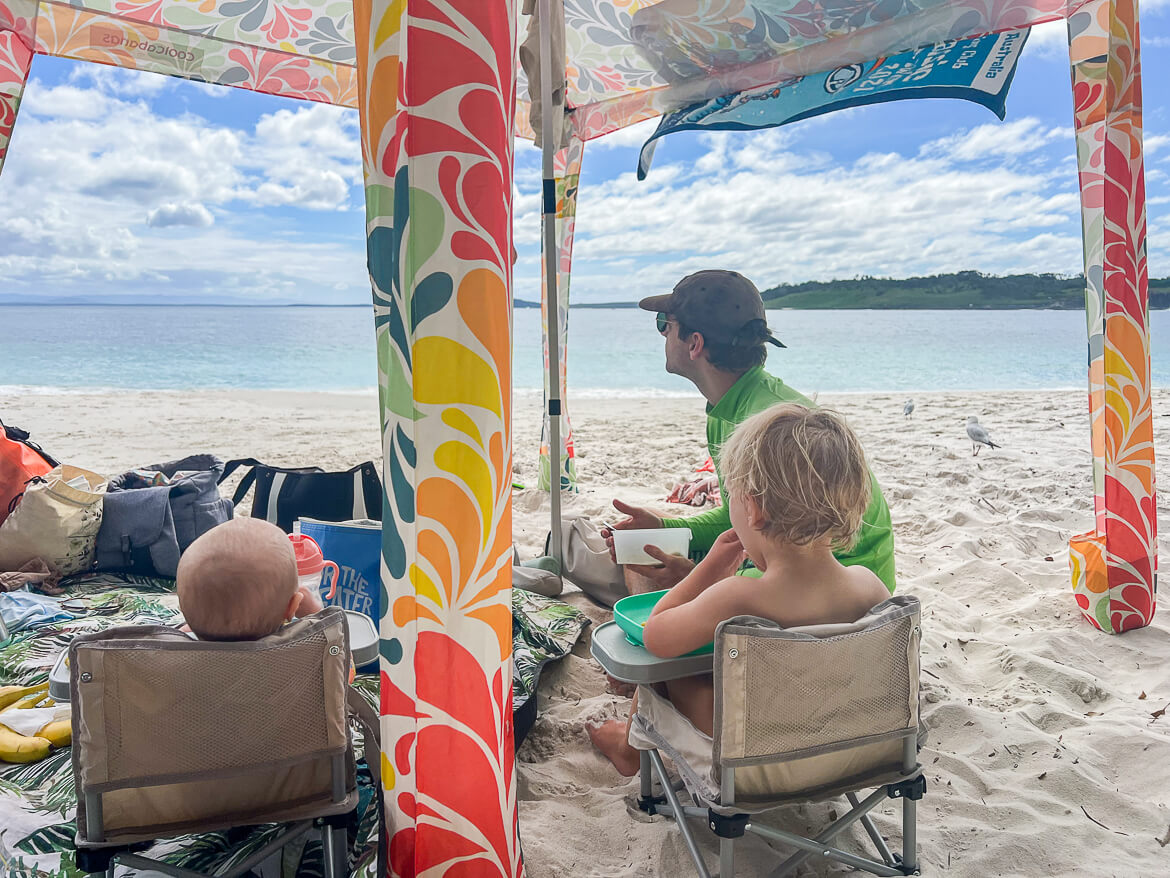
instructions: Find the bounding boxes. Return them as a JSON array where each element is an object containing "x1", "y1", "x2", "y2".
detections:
[
  {"x1": 634, "y1": 736, "x2": 923, "y2": 877},
  {"x1": 599, "y1": 597, "x2": 926, "y2": 878}
]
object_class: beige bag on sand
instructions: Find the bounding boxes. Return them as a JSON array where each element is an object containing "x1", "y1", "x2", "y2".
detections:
[
  {"x1": 0, "y1": 465, "x2": 107, "y2": 575},
  {"x1": 546, "y1": 516, "x2": 625, "y2": 607}
]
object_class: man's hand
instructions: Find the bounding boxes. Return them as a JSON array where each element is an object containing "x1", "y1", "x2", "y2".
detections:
[
  {"x1": 624, "y1": 545, "x2": 694, "y2": 590},
  {"x1": 601, "y1": 499, "x2": 663, "y2": 562}
]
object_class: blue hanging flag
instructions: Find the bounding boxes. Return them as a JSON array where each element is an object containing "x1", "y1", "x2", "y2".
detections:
[{"x1": 638, "y1": 30, "x2": 1030, "y2": 180}]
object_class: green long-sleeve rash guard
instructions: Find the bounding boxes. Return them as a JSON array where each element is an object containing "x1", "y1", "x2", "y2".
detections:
[{"x1": 660, "y1": 365, "x2": 897, "y2": 592}]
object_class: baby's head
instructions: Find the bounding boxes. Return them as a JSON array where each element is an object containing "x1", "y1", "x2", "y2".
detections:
[
  {"x1": 177, "y1": 517, "x2": 298, "y2": 641},
  {"x1": 720, "y1": 403, "x2": 871, "y2": 550}
]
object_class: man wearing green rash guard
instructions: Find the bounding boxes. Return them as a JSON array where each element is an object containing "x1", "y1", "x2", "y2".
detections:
[{"x1": 603, "y1": 270, "x2": 896, "y2": 592}]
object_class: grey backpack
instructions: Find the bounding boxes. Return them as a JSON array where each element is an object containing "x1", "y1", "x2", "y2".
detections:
[{"x1": 94, "y1": 455, "x2": 234, "y2": 578}]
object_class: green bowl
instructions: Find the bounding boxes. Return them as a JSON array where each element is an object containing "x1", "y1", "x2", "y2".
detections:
[{"x1": 613, "y1": 590, "x2": 714, "y2": 656}]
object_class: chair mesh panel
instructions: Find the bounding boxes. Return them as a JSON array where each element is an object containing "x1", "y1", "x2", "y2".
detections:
[
  {"x1": 103, "y1": 632, "x2": 331, "y2": 782},
  {"x1": 738, "y1": 616, "x2": 913, "y2": 760}
]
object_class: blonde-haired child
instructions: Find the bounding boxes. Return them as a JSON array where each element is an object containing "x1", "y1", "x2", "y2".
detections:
[{"x1": 589, "y1": 403, "x2": 890, "y2": 775}]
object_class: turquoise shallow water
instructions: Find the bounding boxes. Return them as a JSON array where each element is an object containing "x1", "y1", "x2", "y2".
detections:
[{"x1": 1, "y1": 305, "x2": 1166, "y2": 394}]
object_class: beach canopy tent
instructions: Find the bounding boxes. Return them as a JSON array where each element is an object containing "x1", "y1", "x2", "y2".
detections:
[{"x1": 0, "y1": 0, "x2": 1156, "y2": 874}]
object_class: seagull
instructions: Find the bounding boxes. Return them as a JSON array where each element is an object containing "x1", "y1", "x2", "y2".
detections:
[
  {"x1": 966, "y1": 416, "x2": 1001, "y2": 456},
  {"x1": 903, "y1": 399, "x2": 915, "y2": 418}
]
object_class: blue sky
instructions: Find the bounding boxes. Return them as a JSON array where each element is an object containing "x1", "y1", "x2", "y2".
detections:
[{"x1": 2, "y1": 13, "x2": 1167, "y2": 306}]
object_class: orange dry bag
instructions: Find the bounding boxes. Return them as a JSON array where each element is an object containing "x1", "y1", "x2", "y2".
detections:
[{"x1": 1, "y1": 420, "x2": 58, "y2": 527}]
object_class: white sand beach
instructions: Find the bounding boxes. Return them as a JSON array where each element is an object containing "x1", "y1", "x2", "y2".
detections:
[{"x1": 4, "y1": 387, "x2": 1170, "y2": 876}]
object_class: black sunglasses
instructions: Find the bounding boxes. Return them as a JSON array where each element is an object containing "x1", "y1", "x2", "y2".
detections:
[{"x1": 656, "y1": 312, "x2": 670, "y2": 334}]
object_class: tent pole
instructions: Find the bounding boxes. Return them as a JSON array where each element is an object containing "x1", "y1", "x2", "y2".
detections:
[{"x1": 538, "y1": 0, "x2": 563, "y2": 570}]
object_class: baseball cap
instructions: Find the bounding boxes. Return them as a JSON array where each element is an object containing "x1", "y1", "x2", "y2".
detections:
[{"x1": 638, "y1": 270, "x2": 785, "y2": 348}]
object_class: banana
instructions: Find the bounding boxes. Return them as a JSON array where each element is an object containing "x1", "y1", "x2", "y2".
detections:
[
  {"x1": 0, "y1": 682, "x2": 48, "y2": 712},
  {"x1": 15, "y1": 691, "x2": 51, "y2": 709},
  {"x1": 36, "y1": 719, "x2": 71, "y2": 749},
  {"x1": 0, "y1": 723, "x2": 51, "y2": 763}
]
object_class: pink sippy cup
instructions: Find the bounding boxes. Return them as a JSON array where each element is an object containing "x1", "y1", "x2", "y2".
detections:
[{"x1": 289, "y1": 534, "x2": 339, "y2": 602}]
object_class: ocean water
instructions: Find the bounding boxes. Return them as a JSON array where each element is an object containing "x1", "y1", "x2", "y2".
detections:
[{"x1": 1, "y1": 305, "x2": 1167, "y2": 395}]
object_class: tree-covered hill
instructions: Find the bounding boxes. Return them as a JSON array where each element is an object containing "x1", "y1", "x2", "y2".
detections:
[{"x1": 758, "y1": 271, "x2": 1170, "y2": 309}]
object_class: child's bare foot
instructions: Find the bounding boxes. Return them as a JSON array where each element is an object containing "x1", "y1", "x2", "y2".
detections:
[{"x1": 586, "y1": 719, "x2": 641, "y2": 776}]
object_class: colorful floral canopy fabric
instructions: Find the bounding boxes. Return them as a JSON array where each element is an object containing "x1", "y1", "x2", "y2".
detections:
[
  {"x1": 0, "y1": 0, "x2": 359, "y2": 168},
  {"x1": 0, "y1": 0, "x2": 1097, "y2": 171},
  {"x1": 515, "y1": 0, "x2": 1091, "y2": 141}
]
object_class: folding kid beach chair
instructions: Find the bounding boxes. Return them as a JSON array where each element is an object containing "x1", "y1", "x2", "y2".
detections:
[
  {"x1": 628, "y1": 595, "x2": 924, "y2": 877},
  {"x1": 69, "y1": 606, "x2": 365, "y2": 878}
]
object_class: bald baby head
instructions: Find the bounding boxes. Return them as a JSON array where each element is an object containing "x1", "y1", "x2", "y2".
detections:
[{"x1": 177, "y1": 517, "x2": 298, "y2": 641}]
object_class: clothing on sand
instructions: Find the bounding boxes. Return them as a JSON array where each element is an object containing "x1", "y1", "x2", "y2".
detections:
[{"x1": 660, "y1": 365, "x2": 896, "y2": 591}]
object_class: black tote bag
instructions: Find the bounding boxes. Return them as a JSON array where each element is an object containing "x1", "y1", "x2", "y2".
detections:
[{"x1": 220, "y1": 459, "x2": 382, "y2": 533}]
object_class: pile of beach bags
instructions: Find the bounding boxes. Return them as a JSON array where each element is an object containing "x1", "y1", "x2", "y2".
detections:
[{"x1": 0, "y1": 419, "x2": 233, "y2": 587}]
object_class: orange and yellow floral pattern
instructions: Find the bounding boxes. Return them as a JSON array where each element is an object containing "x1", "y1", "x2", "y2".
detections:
[
  {"x1": 1067, "y1": 0, "x2": 1155, "y2": 633},
  {"x1": 355, "y1": 0, "x2": 522, "y2": 874}
]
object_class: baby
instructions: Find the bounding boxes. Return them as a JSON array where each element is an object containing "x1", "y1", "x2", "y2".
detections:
[
  {"x1": 177, "y1": 517, "x2": 322, "y2": 641},
  {"x1": 590, "y1": 403, "x2": 891, "y2": 775}
]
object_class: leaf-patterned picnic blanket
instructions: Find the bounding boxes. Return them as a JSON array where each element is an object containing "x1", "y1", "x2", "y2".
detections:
[
  {"x1": 0, "y1": 574, "x2": 588, "y2": 877},
  {"x1": 511, "y1": 588, "x2": 589, "y2": 712}
]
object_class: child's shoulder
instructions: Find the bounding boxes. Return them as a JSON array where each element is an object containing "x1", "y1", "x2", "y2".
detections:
[{"x1": 838, "y1": 564, "x2": 891, "y2": 618}]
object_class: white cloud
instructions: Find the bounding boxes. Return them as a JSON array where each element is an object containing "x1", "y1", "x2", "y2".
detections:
[
  {"x1": 1, "y1": 76, "x2": 368, "y2": 303},
  {"x1": 68, "y1": 65, "x2": 173, "y2": 97},
  {"x1": 147, "y1": 203, "x2": 214, "y2": 228},
  {"x1": 245, "y1": 103, "x2": 361, "y2": 210},
  {"x1": 253, "y1": 169, "x2": 351, "y2": 209},
  {"x1": 546, "y1": 116, "x2": 1089, "y2": 303},
  {"x1": 1145, "y1": 134, "x2": 1169, "y2": 156},
  {"x1": 22, "y1": 83, "x2": 115, "y2": 119},
  {"x1": 1023, "y1": 20, "x2": 1069, "y2": 59},
  {"x1": 921, "y1": 118, "x2": 1068, "y2": 162}
]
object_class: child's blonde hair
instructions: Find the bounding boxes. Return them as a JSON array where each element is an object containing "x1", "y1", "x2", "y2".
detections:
[{"x1": 719, "y1": 403, "x2": 870, "y2": 549}]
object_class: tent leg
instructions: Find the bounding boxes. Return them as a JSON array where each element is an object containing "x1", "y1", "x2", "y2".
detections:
[{"x1": 538, "y1": 0, "x2": 563, "y2": 570}]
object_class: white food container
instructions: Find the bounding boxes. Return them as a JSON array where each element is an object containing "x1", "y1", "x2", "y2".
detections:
[{"x1": 612, "y1": 528, "x2": 692, "y2": 566}]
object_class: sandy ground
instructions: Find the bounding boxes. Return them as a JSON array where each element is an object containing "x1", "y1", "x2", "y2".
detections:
[{"x1": 4, "y1": 386, "x2": 1170, "y2": 876}]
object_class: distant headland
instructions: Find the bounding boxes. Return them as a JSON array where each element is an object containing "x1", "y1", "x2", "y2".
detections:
[{"x1": 519, "y1": 271, "x2": 1170, "y2": 309}]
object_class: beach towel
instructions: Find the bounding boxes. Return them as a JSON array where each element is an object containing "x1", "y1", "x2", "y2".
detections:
[
  {"x1": 0, "y1": 589, "x2": 74, "y2": 635},
  {"x1": 0, "y1": 569, "x2": 584, "y2": 871},
  {"x1": 666, "y1": 474, "x2": 720, "y2": 507}
]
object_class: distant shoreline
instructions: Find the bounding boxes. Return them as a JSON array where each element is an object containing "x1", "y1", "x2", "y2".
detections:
[
  {"x1": 3, "y1": 301, "x2": 1166, "y2": 311},
  {"x1": 4, "y1": 267, "x2": 1168, "y2": 310}
]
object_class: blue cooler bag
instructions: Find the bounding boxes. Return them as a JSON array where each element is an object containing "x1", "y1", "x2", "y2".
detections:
[{"x1": 298, "y1": 518, "x2": 381, "y2": 619}]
